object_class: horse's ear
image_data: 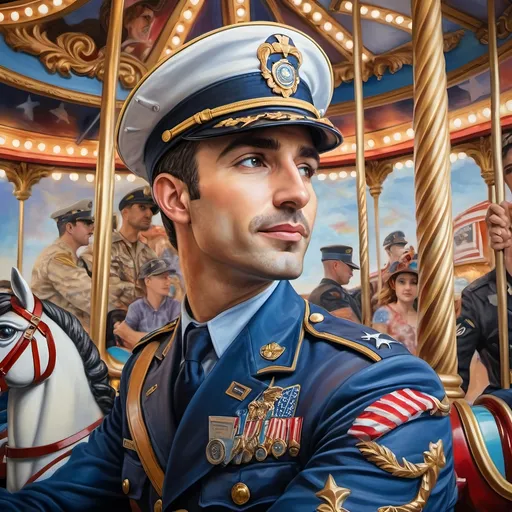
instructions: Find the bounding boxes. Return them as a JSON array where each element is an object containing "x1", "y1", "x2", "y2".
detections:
[{"x1": 11, "y1": 268, "x2": 35, "y2": 312}]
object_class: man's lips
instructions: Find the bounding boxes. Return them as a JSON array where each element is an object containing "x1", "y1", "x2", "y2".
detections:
[{"x1": 259, "y1": 223, "x2": 307, "y2": 242}]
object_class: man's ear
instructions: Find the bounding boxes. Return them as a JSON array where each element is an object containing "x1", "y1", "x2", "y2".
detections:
[{"x1": 153, "y1": 173, "x2": 191, "y2": 226}]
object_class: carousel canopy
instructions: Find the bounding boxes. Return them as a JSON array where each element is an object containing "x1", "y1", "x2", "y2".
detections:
[{"x1": 0, "y1": 0, "x2": 510, "y2": 169}]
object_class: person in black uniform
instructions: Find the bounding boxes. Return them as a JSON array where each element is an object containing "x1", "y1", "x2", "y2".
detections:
[
  {"x1": 308, "y1": 245, "x2": 362, "y2": 322},
  {"x1": 457, "y1": 131, "x2": 512, "y2": 393}
]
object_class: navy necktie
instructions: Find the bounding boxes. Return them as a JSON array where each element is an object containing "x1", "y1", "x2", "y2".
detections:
[{"x1": 173, "y1": 325, "x2": 212, "y2": 422}]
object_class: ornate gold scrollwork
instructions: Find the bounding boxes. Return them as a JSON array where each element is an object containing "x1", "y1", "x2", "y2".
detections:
[
  {"x1": 357, "y1": 439, "x2": 445, "y2": 512},
  {"x1": 333, "y1": 30, "x2": 464, "y2": 86},
  {"x1": 1, "y1": 25, "x2": 147, "y2": 89},
  {"x1": 0, "y1": 160, "x2": 52, "y2": 201},
  {"x1": 477, "y1": 5, "x2": 512, "y2": 44}
]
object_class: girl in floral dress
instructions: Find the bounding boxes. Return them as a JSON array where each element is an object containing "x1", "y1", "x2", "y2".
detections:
[{"x1": 372, "y1": 256, "x2": 419, "y2": 354}]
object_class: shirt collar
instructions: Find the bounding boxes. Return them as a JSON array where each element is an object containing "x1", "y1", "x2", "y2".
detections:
[{"x1": 181, "y1": 281, "x2": 280, "y2": 358}]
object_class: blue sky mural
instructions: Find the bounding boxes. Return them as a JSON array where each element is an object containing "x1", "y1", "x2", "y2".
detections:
[{"x1": 0, "y1": 157, "x2": 507, "y2": 295}]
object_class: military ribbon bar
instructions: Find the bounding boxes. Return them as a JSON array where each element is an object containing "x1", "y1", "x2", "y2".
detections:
[{"x1": 347, "y1": 388, "x2": 440, "y2": 441}]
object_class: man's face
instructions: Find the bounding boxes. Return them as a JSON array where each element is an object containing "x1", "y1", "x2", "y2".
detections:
[
  {"x1": 145, "y1": 271, "x2": 172, "y2": 296},
  {"x1": 388, "y1": 243, "x2": 406, "y2": 260},
  {"x1": 504, "y1": 147, "x2": 512, "y2": 192},
  {"x1": 125, "y1": 6, "x2": 154, "y2": 41},
  {"x1": 335, "y1": 261, "x2": 353, "y2": 286},
  {"x1": 181, "y1": 126, "x2": 320, "y2": 281},
  {"x1": 69, "y1": 220, "x2": 94, "y2": 247},
  {"x1": 125, "y1": 203, "x2": 154, "y2": 231}
]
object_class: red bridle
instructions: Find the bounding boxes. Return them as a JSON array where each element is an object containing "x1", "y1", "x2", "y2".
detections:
[{"x1": 0, "y1": 295, "x2": 57, "y2": 392}]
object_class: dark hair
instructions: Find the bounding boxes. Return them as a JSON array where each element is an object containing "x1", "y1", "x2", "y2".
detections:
[
  {"x1": 152, "y1": 140, "x2": 200, "y2": 249},
  {"x1": 57, "y1": 220, "x2": 75, "y2": 237},
  {"x1": 0, "y1": 294, "x2": 115, "y2": 415}
]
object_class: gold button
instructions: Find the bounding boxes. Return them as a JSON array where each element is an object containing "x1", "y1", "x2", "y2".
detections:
[
  {"x1": 122, "y1": 478, "x2": 130, "y2": 495},
  {"x1": 154, "y1": 499, "x2": 163, "y2": 512},
  {"x1": 231, "y1": 482, "x2": 250, "y2": 505},
  {"x1": 309, "y1": 312, "x2": 324, "y2": 323}
]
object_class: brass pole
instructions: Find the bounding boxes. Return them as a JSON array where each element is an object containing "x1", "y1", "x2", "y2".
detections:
[
  {"x1": 373, "y1": 195, "x2": 382, "y2": 297},
  {"x1": 17, "y1": 200, "x2": 25, "y2": 273},
  {"x1": 90, "y1": 0, "x2": 125, "y2": 379},
  {"x1": 353, "y1": 0, "x2": 371, "y2": 324},
  {"x1": 488, "y1": 0, "x2": 510, "y2": 389},
  {"x1": 411, "y1": 0, "x2": 464, "y2": 398}
]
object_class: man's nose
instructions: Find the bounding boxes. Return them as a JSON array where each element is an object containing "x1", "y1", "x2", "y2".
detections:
[{"x1": 272, "y1": 161, "x2": 311, "y2": 211}]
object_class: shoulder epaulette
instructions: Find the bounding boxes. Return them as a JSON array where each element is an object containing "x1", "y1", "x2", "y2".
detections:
[
  {"x1": 132, "y1": 318, "x2": 180, "y2": 354},
  {"x1": 465, "y1": 273, "x2": 491, "y2": 293},
  {"x1": 304, "y1": 302, "x2": 411, "y2": 363},
  {"x1": 52, "y1": 252, "x2": 77, "y2": 268}
]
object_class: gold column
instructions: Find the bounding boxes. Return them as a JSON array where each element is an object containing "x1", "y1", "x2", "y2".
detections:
[
  {"x1": 411, "y1": 0, "x2": 464, "y2": 398},
  {"x1": 17, "y1": 201, "x2": 25, "y2": 272},
  {"x1": 488, "y1": 0, "x2": 510, "y2": 389},
  {"x1": 353, "y1": 0, "x2": 371, "y2": 325},
  {"x1": 3, "y1": 161, "x2": 50, "y2": 275},
  {"x1": 90, "y1": 0, "x2": 125, "y2": 380},
  {"x1": 365, "y1": 160, "x2": 394, "y2": 297}
]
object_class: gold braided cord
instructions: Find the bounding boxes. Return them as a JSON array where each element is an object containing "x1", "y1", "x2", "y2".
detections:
[
  {"x1": 411, "y1": 0, "x2": 464, "y2": 398},
  {"x1": 357, "y1": 440, "x2": 446, "y2": 512}
]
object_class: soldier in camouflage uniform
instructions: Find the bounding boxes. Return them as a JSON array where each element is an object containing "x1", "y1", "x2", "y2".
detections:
[
  {"x1": 82, "y1": 187, "x2": 158, "y2": 310},
  {"x1": 31, "y1": 199, "x2": 94, "y2": 332},
  {"x1": 308, "y1": 245, "x2": 362, "y2": 322}
]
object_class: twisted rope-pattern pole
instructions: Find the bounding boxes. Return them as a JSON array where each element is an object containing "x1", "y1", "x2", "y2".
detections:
[
  {"x1": 411, "y1": 0, "x2": 464, "y2": 398},
  {"x1": 353, "y1": 0, "x2": 371, "y2": 325}
]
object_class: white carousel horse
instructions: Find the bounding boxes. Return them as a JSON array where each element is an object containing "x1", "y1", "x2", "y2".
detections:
[{"x1": 0, "y1": 268, "x2": 115, "y2": 491}]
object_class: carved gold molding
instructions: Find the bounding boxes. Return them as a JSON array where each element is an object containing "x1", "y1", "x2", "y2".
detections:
[
  {"x1": 455, "y1": 136, "x2": 494, "y2": 187},
  {"x1": 365, "y1": 160, "x2": 394, "y2": 197},
  {"x1": 333, "y1": 30, "x2": 465, "y2": 85},
  {"x1": 1, "y1": 160, "x2": 51, "y2": 200},
  {"x1": 2, "y1": 24, "x2": 147, "y2": 89},
  {"x1": 477, "y1": 5, "x2": 512, "y2": 44},
  {"x1": 328, "y1": 37, "x2": 512, "y2": 116}
]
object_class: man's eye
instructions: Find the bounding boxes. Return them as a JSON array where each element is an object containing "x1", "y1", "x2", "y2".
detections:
[
  {"x1": 238, "y1": 157, "x2": 264, "y2": 168},
  {"x1": 299, "y1": 165, "x2": 316, "y2": 178}
]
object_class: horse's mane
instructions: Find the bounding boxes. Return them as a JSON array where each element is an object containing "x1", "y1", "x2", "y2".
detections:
[{"x1": 0, "y1": 293, "x2": 115, "y2": 415}]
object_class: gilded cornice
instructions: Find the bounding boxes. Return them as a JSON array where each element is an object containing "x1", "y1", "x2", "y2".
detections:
[
  {"x1": 455, "y1": 136, "x2": 494, "y2": 186},
  {"x1": 477, "y1": 5, "x2": 512, "y2": 44},
  {"x1": 333, "y1": 30, "x2": 465, "y2": 86},
  {"x1": 365, "y1": 160, "x2": 394, "y2": 197},
  {"x1": 1, "y1": 24, "x2": 147, "y2": 89}
]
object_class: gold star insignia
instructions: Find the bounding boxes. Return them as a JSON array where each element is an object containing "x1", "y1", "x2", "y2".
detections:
[{"x1": 316, "y1": 474, "x2": 351, "y2": 512}]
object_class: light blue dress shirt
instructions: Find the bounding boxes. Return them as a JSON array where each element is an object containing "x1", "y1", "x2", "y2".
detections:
[{"x1": 180, "y1": 281, "x2": 279, "y2": 376}]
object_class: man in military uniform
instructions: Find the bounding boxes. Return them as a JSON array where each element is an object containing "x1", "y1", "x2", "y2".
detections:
[
  {"x1": 382, "y1": 230, "x2": 408, "y2": 284},
  {"x1": 308, "y1": 245, "x2": 362, "y2": 322},
  {"x1": 82, "y1": 187, "x2": 158, "y2": 310},
  {"x1": 457, "y1": 131, "x2": 512, "y2": 393},
  {"x1": 0, "y1": 23, "x2": 457, "y2": 511},
  {"x1": 31, "y1": 199, "x2": 94, "y2": 332}
]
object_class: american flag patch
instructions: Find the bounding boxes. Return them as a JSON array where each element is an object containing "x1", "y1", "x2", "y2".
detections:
[{"x1": 348, "y1": 388, "x2": 440, "y2": 441}]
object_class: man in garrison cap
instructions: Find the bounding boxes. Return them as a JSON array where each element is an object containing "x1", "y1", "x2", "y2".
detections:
[
  {"x1": 381, "y1": 230, "x2": 408, "y2": 284},
  {"x1": 81, "y1": 186, "x2": 159, "y2": 310},
  {"x1": 0, "y1": 23, "x2": 456, "y2": 511},
  {"x1": 31, "y1": 199, "x2": 94, "y2": 332},
  {"x1": 308, "y1": 245, "x2": 362, "y2": 322}
]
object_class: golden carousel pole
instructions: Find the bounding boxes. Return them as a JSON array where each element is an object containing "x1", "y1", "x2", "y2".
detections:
[
  {"x1": 488, "y1": 0, "x2": 510, "y2": 389},
  {"x1": 365, "y1": 160, "x2": 393, "y2": 298},
  {"x1": 3, "y1": 162, "x2": 50, "y2": 275},
  {"x1": 353, "y1": 0, "x2": 371, "y2": 325},
  {"x1": 411, "y1": 0, "x2": 464, "y2": 398},
  {"x1": 90, "y1": 0, "x2": 125, "y2": 380}
]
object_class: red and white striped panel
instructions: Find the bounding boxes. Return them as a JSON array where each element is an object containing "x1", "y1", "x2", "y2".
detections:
[{"x1": 348, "y1": 388, "x2": 439, "y2": 441}]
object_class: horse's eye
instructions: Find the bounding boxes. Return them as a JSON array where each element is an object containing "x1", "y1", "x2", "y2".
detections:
[{"x1": 0, "y1": 326, "x2": 16, "y2": 341}]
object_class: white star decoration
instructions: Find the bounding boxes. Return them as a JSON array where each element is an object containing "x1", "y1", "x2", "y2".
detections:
[
  {"x1": 16, "y1": 95, "x2": 40, "y2": 121},
  {"x1": 361, "y1": 332, "x2": 398, "y2": 349},
  {"x1": 50, "y1": 103, "x2": 70, "y2": 124}
]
